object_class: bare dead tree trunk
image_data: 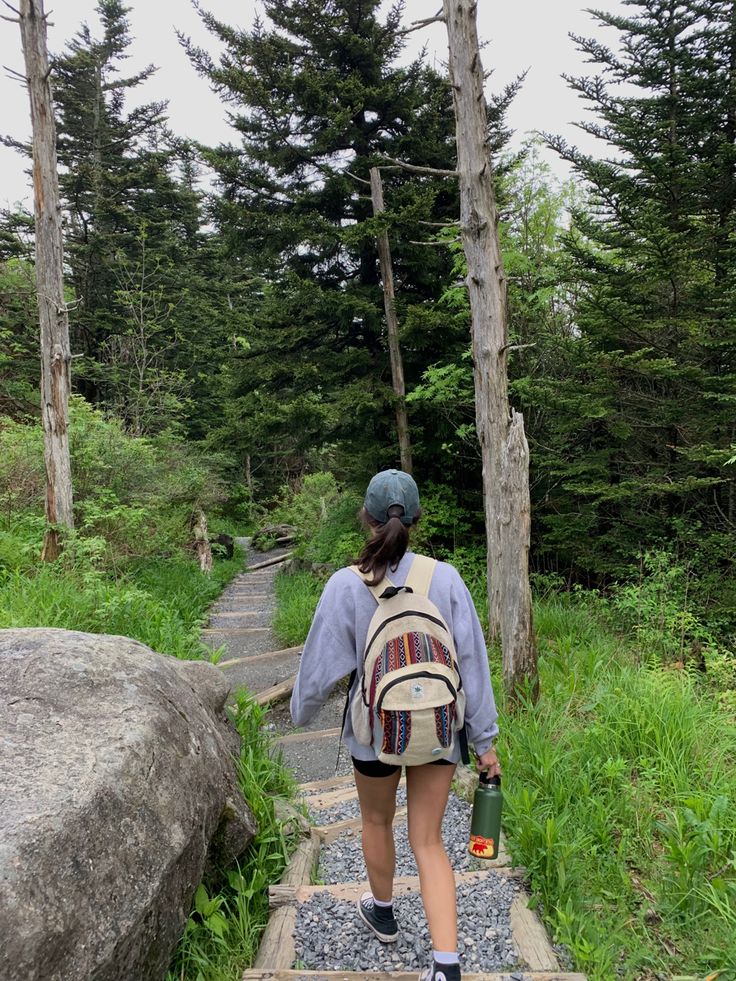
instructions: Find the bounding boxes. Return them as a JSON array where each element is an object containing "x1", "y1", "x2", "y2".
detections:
[
  {"x1": 369, "y1": 167, "x2": 413, "y2": 474},
  {"x1": 191, "y1": 508, "x2": 213, "y2": 574},
  {"x1": 18, "y1": 0, "x2": 74, "y2": 561},
  {"x1": 443, "y1": 0, "x2": 537, "y2": 701}
]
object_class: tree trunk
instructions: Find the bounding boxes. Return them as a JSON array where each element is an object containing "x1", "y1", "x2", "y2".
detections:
[
  {"x1": 369, "y1": 167, "x2": 413, "y2": 474},
  {"x1": 443, "y1": 0, "x2": 537, "y2": 701},
  {"x1": 191, "y1": 508, "x2": 213, "y2": 574},
  {"x1": 19, "y1": 0, "x2": 74, "y2": 561}
]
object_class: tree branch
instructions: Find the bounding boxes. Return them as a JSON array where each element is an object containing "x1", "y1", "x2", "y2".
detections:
[
  {"x1": 382, "y1": 156, "x2": 457, "y2": 177},
  {"x1": 499, "y1": 342, "x2": 537, "y2": 356},
  {"x1": 400, "y1": 11, "x2": 445, "y2": 35}
]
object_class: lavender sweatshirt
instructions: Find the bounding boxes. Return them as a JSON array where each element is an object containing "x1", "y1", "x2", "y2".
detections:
[{"x1": 290, "y1": 551, "x2": 499, "y2": 762}]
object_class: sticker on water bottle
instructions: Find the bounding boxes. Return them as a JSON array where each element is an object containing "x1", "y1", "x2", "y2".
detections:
[{"x1": 468, "y1": 833, "x2": 496, "y2": 858}]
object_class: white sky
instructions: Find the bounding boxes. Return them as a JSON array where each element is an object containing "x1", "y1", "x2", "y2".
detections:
[{"x1": 0, "y1": 0, "x2": 627, "y2": 210}]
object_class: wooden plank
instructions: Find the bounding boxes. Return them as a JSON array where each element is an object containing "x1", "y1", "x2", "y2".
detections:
[
  {"x1": 209, "y1": 610, "x2": 261, "y2": 618},
  {"x1": 215, "y1": 589, "x2": 273, "y2": 603},
  {"x1": 243, "y1": 972, "x2": 587, "y2": 981},
  {"x1": 252, "y1": 906, "x2": 296, "y2": 971},
  {"x1": 510, "y1": 891, "x2": 560, "y2": 971},
  {"x1": 281, "y1": 832, "x2": 321, "y2": 887},
  {"x1": 219, "y1": 646, "x2": 302, "y2": 669},
  {"x1": 298, "y1": 772, "x2": 355, "y2": 794},
  {"x1": 304, "y1": 785, "x2": 359, "y2": 810},
  {"x1": 312, "y1": 806, "x2": 408, "y2": 844},
  {"x1": 201, "y1": 626, "x2": 271, "y2": 635},
  {"x1": 269, "y1": 868, "x2": 520, "y2": 908},
  {"x1": 274, "y1": 727, "x2": 341, "y2": 746},
  {"x1": 247, "y1": 551, "x2": 293, "y2": 571},
  {"x1": 254, "y1": 675, "x2": 297, "y2": 707}
]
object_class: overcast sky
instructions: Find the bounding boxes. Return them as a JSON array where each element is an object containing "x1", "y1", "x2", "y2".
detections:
[{"x1": 0, "y1": 0, "x2": 627, "y2": 210}]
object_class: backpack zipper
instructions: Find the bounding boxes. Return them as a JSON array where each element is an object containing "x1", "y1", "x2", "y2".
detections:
[{"x1": 375, "y1": 670, "x2": 457, "y2": 713}]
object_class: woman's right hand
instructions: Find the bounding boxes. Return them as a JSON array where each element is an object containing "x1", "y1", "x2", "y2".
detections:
[{"x1": 476, "y1": 747, "x2": 501, "y2": 778}]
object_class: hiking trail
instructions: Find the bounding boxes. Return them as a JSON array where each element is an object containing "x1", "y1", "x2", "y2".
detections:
[{"x1": 205, "y1": 542, "x2": 587, "y2": 981}]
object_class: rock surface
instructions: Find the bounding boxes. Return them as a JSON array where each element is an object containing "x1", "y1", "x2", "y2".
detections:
[{"x1": 0, "y1": 628, "x2": 257, "y2": 981}]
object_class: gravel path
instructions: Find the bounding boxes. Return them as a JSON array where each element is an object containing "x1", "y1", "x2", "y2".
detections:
[
  {"x1": 308, "y1": 786, "x2": 408, "y2": 825},
  {"x1": 317, "y1": 795, "x2": 489, "y2": 880},
  {"x1": 295, "y1": 876, "x2": 521, "y2": 973}
]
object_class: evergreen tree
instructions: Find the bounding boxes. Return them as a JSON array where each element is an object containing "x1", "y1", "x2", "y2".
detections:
[
  {"x1": 184, "y1": 0, "x2": 518, "y2": 490},
  {"x1": 542, "y1": 0, "x2": 736, "y2": 579}
]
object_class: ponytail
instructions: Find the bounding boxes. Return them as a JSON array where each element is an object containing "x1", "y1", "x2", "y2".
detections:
[{"x1": 356, "y1": 505, "x2": 419, "y2": 586}]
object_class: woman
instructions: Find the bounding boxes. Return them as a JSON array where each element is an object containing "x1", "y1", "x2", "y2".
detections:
[{"x1": 290, "y1": 469, "x2": 500, "y2": 981}]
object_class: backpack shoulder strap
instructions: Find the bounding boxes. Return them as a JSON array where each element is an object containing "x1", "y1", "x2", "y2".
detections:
[
  {"x1": 348, "y1": 564, "x2": 394, "y2": 603},
  {"x1": 404, "y1": 554, "x2": 437, "y2": 597}
]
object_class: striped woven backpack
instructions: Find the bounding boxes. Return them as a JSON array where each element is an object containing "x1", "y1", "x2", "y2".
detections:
[{"x1": 347, "y1": 555, "x2": 467, "y2": 767}]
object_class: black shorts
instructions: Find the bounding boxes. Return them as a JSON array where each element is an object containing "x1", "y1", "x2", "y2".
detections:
[{"x1": 352, "y1": 756, "x2": 455, "y2": 778}]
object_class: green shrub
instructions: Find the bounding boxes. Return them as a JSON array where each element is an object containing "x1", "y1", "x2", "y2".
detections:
[{"x1": 168, "y1": 692, "x2": 299, "y2": 981}]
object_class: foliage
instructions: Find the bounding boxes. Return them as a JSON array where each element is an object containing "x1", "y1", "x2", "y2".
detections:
[
  {"x1": 0, "y1": 397, "x2": 227, "y2": 563},
  {"x1": 504, "y1": 599, "x2": 736, "y2": 980},
  {"x1": 183, "y1": 0, "x2": 520, "y2": 494},
  {"x1": 168, "y1": 692, "x2": 299, "y2": 981},
  {"x1": 273, "y1": 570, "x2": 324, "y2": 648}
]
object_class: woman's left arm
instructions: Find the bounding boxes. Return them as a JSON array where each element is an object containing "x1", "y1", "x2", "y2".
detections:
[{"x1": 290, "y1": 574, "x2": 357, "y2": 727}]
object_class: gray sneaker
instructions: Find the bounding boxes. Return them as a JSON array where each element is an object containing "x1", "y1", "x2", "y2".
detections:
[{"x1": 356, "y1": 891, "x2": 399, "y2": 942}]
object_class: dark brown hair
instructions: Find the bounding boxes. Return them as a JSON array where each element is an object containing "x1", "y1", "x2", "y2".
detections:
[{"x1": 356, "y1": 505, "x2": 421, "y2": 587}]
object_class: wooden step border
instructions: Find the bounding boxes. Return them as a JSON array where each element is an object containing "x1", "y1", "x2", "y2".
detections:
[
  {"x1": 298, "y1": 772, "x2": 354, "y2": 794},
  {"x1": 269, "y1": 867, "x2": 521, "y2": 909},
  {"x1": 247, "y1": 551, "x2": 293, "y2": 571},
  {"x1": 312, "y1": 805, "x2": 408, "y2": 844},
  {"x1": 202, "y1": 626, "x2": 272, "y2": 636},
  {"x1": 274, "y1": 726, "x2": 341, "y2": 745},
  {"x1": 255, "y1": 675, "x2": 297, "y2": 708},
  {"x1": 244, "y1": 972, "x2": 586, "y2": 981},
  {"x1": 219, "y1": 646, "x2": 302, "y2": 670},
  {"x1": 511, "y1": 889, "x2": 560, "y2": 971},
  {"x1": 254, "y1": 832, "x2": 321, "y2": 971}
]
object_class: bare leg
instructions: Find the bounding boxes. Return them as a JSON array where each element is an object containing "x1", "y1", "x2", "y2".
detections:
[
  {"x1": 354, "y1": 766, "x2": 402, "y2": 902},
  {"x1": 406, "y1": 762, "x2": 457, "y2": 952}
]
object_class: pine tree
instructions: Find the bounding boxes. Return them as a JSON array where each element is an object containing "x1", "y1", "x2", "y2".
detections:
[
  {"x1": 543, "y1": 0, "x2": 736, "y2": 575},
  {"x1": 184, "y1": 0, "x2": 517, "y2": 488}
]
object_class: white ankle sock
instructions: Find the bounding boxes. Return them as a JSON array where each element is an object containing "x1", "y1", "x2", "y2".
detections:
[
  {"x1": 372, "y1": 895, "x2": 393, "y2": 908},
  {"x1": 433, "y1": 950, "x2": 459, "y2": 965}
]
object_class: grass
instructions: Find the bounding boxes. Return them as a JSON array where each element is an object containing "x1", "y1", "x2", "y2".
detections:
[
  {"x1": 272, "y1": 569, "x2": 324, "y2": 647},
  {"x1": 502, "y1": 598, "x2": 736, "y2": 981},
  {"x1": 0, "y1": 548, "x2": 244, "y2": 660},
  {"x1": 271, "y1": 560, "x2": 736, "y2": 981},
  {"x1": 168, "y1": 691, "x2": 300, "y2": 981}
]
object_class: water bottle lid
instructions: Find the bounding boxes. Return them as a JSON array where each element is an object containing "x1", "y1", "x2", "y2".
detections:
[{"x1": 479, "y1": 771, "x2": 501, "y2": 787}]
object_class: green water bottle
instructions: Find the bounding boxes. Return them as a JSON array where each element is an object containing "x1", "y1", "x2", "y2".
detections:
[{"x1": 468, "y1": 772, "x2": 503, "y2": 860}]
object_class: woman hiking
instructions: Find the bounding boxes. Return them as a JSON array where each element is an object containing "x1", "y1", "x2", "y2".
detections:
[{"x1": 290, "y1": 469, "x2": 500, "y2": 981}]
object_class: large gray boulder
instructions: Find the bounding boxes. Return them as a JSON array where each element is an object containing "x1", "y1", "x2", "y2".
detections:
[{"x1": 0, "y1": 628, "x2": 257, "y2": 981}]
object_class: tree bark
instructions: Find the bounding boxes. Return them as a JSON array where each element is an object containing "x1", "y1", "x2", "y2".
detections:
[
  {"x1": 369, "y1": 167, "x2": 413, "y2": 474},
  {"x1": 443, "y1": 0, "x2": 537, "y2": 701},
  {"x1": 191, "y1": 508, "x2": 213, "y2": 574},
  {"x1": 19, "y1": 0, "x2": 75, "y2": 561}
]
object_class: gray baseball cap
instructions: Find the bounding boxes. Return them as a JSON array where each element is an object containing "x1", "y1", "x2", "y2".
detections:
[{"x1": 364, "y1": 469, "x2": 420, "y2": 526}]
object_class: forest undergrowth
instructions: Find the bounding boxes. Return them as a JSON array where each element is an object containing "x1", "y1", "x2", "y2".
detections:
[{"x1": 271, "y1": 477, "x2": 736, "y2": 981}]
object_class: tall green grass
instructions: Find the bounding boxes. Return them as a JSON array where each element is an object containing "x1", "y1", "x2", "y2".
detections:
[
  {"x1": 272, "y1": 570, "x2": 323, "y2": 647},
  {"x1": 168, "y1": 692, "x2": 299, "y2": 981},
  {"x1": 0, "y1": 549, "x2": 244, "y2": 659},
  {"x1": 504, "y1": 599, "x2": 736, "y2": 980}
]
